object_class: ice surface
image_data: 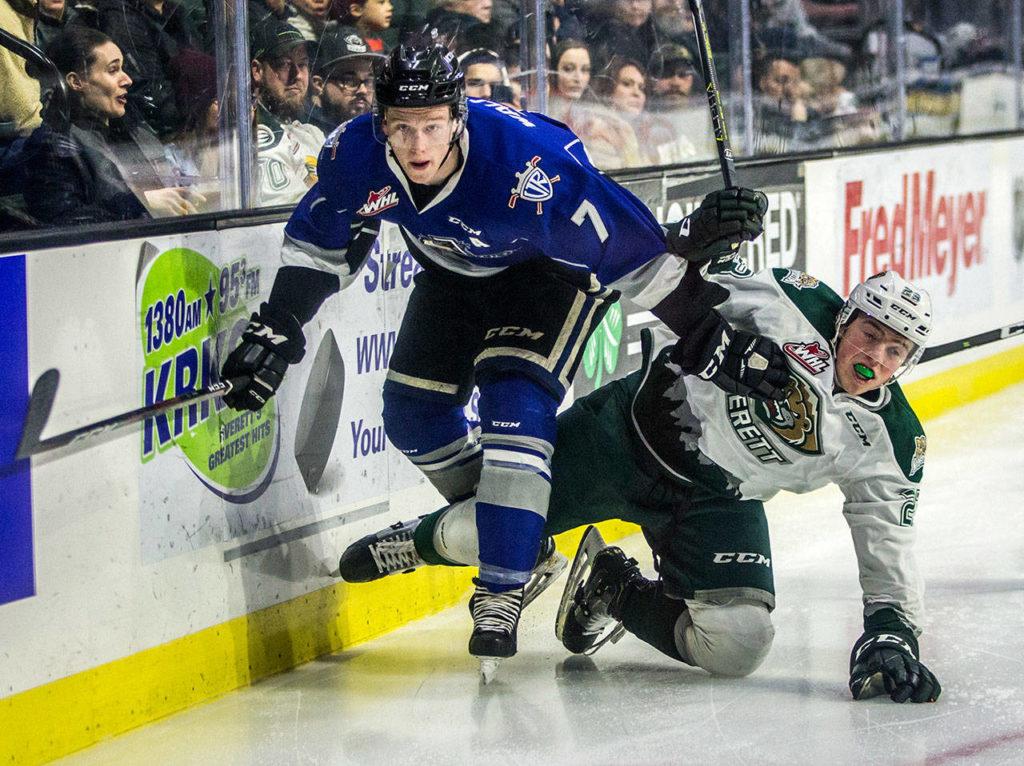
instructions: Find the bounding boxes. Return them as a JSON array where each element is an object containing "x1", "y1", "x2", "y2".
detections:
[{"x1": 56, "y1": 382, "x2": 1024, "y2": 765}]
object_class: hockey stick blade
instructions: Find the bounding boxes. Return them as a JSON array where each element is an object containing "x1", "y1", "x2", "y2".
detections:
[
  {"x1": 15, "y1": 371, "x2": 249, "y2": 460},
  {"x1": 920, "y1": 320, "x2": 1024, "y2": 363}
]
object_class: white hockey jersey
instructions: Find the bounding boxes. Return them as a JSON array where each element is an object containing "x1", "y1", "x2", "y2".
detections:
[{"x1": 632, "y1": 264, "x2": 928, "y2": 631}]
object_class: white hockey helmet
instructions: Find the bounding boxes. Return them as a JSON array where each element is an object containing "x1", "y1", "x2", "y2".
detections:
[{"x1": 835, "y1": 270, "x2": 933, "y2": 378}]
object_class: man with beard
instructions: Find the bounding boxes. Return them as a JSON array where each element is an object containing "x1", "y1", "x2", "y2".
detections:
[
  {"x1": 647, "y1": 43, "x2": 695, "y2": 109},
  {"x1": 308, "y1": 25, "x2": 383, "y2": 133},
  {"x1": 251, "y1": 19, "x2": 326, "y2": 205}
]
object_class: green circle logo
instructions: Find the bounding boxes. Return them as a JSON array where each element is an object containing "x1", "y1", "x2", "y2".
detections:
[{"x1": 139, "y1": 247, "x2": 276, "y2": 494}]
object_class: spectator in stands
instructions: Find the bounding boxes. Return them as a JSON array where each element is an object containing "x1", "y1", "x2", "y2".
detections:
[
  {"x1": 585, "y1": 0, "x2": 658, "y2": 74},
  {"x1": 458, "y1": 48, "x2": 518, "y2": 107},
  {"x1": 34, "y1": 0, "x2": 70, "y2": 54},
  {"x1": 250, "y1": 18, "x2": 326, "y2": 204},
  {"x1": 96, "y1": 0, "x2": 205, "y2": 138},
  {"x1": 799, "y1": 54, "x2": 881, "y2": 147},
  {"x1": 425, "y1": 0, "x2": 501, "y2": 54},
  {"x1": 646, "y1": 42, "x2": 694, "y2": 110},
  {"x1": 650, "y1": 0, "x2": 693, "y2": 48},
  {"x1": 166, "y1": 47, "x2": 220, "y2": 206},
  {"x1": 249, "y1": 0, "x2": 296, "y2": 29},
  {"x1": 25, "y1": 26, "x2": 204, "y2": 223},
  {"x1": 334, "y1": 0, "x2": 393, "y2": 53},
  {"x1": 546, "y1": 39, "x2": 594, "y2": 122},
  {"x1": 291, "y1": 0, "x2": 332, "y2": 41},
  {"x1": 754, "y1": 50, "x2": 815, "y2": 153},
  {"x1": 308, "y1": 24, "x2": 383, "y2": 132},
  {"x1": 570, "y1": 53, "x2": 643, "y2": 169},
  {"x1": 1, "y1": 0, "x2": 43, "y2": 136}
]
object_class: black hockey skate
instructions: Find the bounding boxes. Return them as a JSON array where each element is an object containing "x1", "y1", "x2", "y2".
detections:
[
  {"x1": 338, "y1": 518, "x2": 425, "y2": 582},
  {"x1": 468, "y1": 580, "x2": 524, "y2": 683},
  {"x1": 556, "y1": 526, "x2": 648, "y2": 655}
]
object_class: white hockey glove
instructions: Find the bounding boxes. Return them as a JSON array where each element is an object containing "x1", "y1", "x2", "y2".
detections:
[{"x1": 849, "y1": 627, "x2": 941, "y2": 703}]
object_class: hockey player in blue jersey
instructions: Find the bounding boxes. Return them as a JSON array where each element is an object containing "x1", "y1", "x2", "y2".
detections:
[{"x1": 220, "y1": 38, "x2": 787, "y2": 678}]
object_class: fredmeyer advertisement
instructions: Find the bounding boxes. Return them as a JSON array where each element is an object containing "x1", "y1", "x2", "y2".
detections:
[{"x1": 135, "y1": 223, "x2": 425, "y2": 564}]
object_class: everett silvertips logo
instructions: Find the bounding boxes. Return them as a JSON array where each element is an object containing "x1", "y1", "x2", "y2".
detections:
[
  {"x1": 358, "y1": 185, "x2": 400, "y2": 216},
  {"x1": 509, "y1": 156, "x2": 560, "y2": 214}
]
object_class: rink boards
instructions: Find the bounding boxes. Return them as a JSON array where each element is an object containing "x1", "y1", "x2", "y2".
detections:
[{"x1": 2, "y1": 137, "x2": 1024, "y2": 764}]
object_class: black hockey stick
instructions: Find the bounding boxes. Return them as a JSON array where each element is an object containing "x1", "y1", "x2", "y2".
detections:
[
  {"x1": 687, "y1": 0, "x2": 736, "y2": 187},
  {"x1": 15, "y1": 369, "x2": 249, "y2": 460},
  {"x1": 920, "y1": 320, "x2": 1024, "y2": 363}
]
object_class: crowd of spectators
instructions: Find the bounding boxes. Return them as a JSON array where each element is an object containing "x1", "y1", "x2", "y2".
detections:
[{"x1": 0, "y1": 0, "x2": 1020, "y2": 229}]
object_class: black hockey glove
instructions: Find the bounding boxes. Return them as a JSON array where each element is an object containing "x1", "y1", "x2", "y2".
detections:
[
  {"x1": 221, "y1": 302, "x2": 306, "y2": 411},
  {"x1": 670, "y1": 311, "x2": 789, "y2": 401},
  {"x1": 665, "y1": 188, "x2": 769, "y2": 264},
  {"x1": 849, "y1": 629, "x2": 941, "y2": 703}
]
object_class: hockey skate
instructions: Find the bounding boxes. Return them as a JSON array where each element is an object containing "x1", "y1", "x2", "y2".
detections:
[
  {"x1": 468, "y1": 580, "x2": 524, "y2": 684},
  {"x1": 556, "y1": 526, "x2": 646, "y2": 655},
  {"x1": 523, "y1": 537, "x2": 569, "y2": 608},
  {"x1": 338, "y1": 518, "x2": 426, "y2": 582}
]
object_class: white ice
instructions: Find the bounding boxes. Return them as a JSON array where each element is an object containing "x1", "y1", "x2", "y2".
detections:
[{"x1": 56, "y1": 382, "x2": 1024, "y2": 765}]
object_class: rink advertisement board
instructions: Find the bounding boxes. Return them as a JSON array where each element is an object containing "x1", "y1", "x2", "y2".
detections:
[
  {"x1": 132, "y1": 223, "x2": 427, "y2": 564},
  {"x1": 0, "y1": 254, "x2": 35, "y2": 606},
  {"x1": 804, "y1": 139, "x2": 1024, "y2": 351}
]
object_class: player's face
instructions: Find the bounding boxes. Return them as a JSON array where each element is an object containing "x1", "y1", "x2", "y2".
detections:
[
  {"x1": 556, "y1": 47, "x2": 591, "y2": 99},
  {"x1": 323, "y1": 61, "x2": 375, "y2": 122},
  {"x1": 834, "y1": 315, "x2": 914, "y2": 395},
  {"x1": 611, "y1": 64, "x2": 646, "y2": 114},
  {"x1": 383, "y1": 105, "x2": 460, "y2": 184}
]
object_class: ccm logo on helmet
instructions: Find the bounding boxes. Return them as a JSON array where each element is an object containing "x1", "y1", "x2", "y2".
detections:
[{"x1": 399, "y1": 83, "x2": 430, "y2": 93}]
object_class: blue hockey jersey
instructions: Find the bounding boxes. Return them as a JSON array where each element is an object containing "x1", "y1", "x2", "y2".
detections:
[{"x1": 280, "y1": 99, "x2": 673, "y2": 298}]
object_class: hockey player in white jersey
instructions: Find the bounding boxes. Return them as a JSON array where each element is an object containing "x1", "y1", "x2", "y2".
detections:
[
  {"x1": 341, "y1": 263, "x2": 941, "y2": 703},
  {"x1": 219, "y1": 37, "x2": 785, "y2": 680}
]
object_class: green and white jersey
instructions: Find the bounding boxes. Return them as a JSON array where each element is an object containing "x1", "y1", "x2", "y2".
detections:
[
  {"x1": 254, "y1": 104, "x2": 325, "y2": 207},
  {"x1": 632, "y1": 265, "x2": 927, "y2": 629}
]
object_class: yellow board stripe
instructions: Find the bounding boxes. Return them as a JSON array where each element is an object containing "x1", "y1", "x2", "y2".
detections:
[
  {"x1": 3, "y1": 344, "x2": 1023, "y2": 765},
  {"x1": 902, "y1": 343, "x2": 1024, "y2": 421},
  {"x1": 0, "y1": 522, "x2": 637, "y2": 765}
]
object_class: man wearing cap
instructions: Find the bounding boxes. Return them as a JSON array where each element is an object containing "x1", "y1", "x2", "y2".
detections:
[
  {"x1": 648, "y1": 43, "x2": 695, "y2": 109},
  {"x1": 251, "y1": 18, "x2": 326, "y2": 205},
  {"x1": 308, "y1": 24, "x2": 383, "y2": 133}
]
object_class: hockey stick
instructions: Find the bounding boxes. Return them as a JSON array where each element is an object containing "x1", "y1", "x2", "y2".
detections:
[
  {"x1": 15, "y1": 369, "x2": 249, "y2": 460},
  {"x1": 920, "y1": 320, "x2": 1024, "y2": 363},
  {"x1": 687, "y1": 0, "x2": 736, "y2": 187}
]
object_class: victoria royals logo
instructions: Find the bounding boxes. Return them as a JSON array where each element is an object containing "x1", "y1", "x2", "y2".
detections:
[
  {"x1": 358, "y1": 185, "x2": 400, "y2": 216},
  {"x1": 783, "y1": 341, "x2": 830, "y2": 374},
  {"x1": 509, "y1": 156, "x2": 561, "y2": 214}
]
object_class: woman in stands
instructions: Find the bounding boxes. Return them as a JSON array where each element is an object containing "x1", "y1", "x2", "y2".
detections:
[{"x1": 25, "y1": 26, "x2": 203, "y2": 225}]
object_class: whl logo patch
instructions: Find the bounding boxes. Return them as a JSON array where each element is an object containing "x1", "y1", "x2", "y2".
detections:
[
  {"x1": 783, "y1": 341, "x2": 830, "y2": 374},
  {"x1": 509, "y1": 156, "x2": 560, "y2": 214},
  {"x1": 358, "y1": 186, "x2": 399, "y2": 216}
]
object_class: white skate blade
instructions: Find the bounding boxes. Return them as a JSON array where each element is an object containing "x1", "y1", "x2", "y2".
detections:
[
  {"x1": 479, "y1": 657, "x2": 502, "y2": 684},
  {"x1": 554, "y1": 525, "x2": 608, "y2": 641},
  {"x1": 522, "y1": 550, "x2": 569, "y2": 609}
]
